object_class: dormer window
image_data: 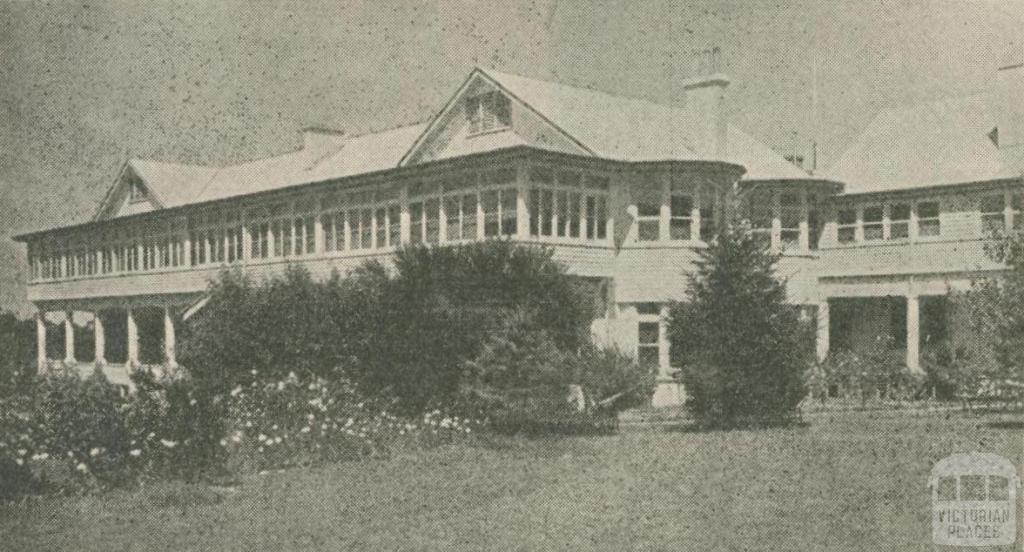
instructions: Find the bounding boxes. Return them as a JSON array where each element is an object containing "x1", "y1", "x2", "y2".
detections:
[
  {"x1": 466, "y1": 91, "x2": 511, "y2": 135},
  {"x1": 128, "y1": 179, "x2": 147, "y2": 203}
]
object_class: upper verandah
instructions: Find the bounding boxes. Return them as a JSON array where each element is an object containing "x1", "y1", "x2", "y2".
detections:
[{"x1": 14, "y1": 65, "x2": 831, "y2": 242}]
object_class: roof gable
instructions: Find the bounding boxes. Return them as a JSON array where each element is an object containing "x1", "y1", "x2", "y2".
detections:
[{"x1": 825, "y1": 94, "x2": 1006, "y2": 194}]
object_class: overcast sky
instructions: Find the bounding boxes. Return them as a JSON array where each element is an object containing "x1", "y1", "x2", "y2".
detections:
[{"x1": 1, "y1": 0, "x2": 1022, "y2": 314}]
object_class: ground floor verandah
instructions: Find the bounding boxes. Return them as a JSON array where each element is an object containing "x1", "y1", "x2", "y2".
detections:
[{"x1": 33, "y1": 293, "x2": 202, "y2": 386}]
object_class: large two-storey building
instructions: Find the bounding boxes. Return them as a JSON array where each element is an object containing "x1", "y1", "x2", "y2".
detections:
[{"x1": 14, "y1": 60, "x2": 1024, "y2": 405}]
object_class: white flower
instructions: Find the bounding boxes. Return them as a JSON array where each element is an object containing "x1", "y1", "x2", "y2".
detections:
[
  {"x1": 345, "y1": 418, "x2": 354, "y2": 428},
  {"x1": 15, "y1": 458, "x2": 23, "y2": 466},
  {"x1": 76, "y1": 462, "x2": 88, "y2": 472},
  {"x1": 274, "y1": 436, "x2": 282, "y2": 444},
  {"x1": 271, "y1": 425, "x2": 279, "y2": 431},
  {"x1": 148, "y1": 432, "x2": 156, "y2": 440},
  {"x1": 276, "y1": 382, "x2": 285, "y2": 391},
  {"x1": 219, "y1": 439, "x2": 227, "y2": 447},
  {"x1": 89, "y1": 447, "x2": 101, "y2": 457},
  {"x1": 189, "y1": 398, "x2": 198, "y2": 406},
  {"x1": 307, "y1": 413, "x2": 315, "y2": 420},
  {"x1": 31, "y1": 452, "x2": 49, "y2": 461},
  {"x1": 301, "y1": 426, "x2": 311, "y2": 434},
  {"x1": 250, "y1": 369, "x2": 258, "y2": 376},
  {"x1": 257, "y1": 434, "x2": 268, "y2": 442},
  {"x1": 16, "y1": 448, "x2": 26, "y2": 456},
  {"x1": 230, "y1": 386, "x2": 243, "y2": 397},
  {"x1": 245, "y1": 421, "x2": 253, "y2": 428},
  {"x1": 129, "y1": 449, "x2": 141, "y2": 457},
  {"x1": 232, "y1": 432, "x2": 242, "y2": 443},
  {"x1": 160, "y1": 439, "x2": 178, "y2": 448}
]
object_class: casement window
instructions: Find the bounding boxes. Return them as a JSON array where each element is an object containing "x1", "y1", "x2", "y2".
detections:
[
  {"x1": 226, "y1": 227, "x2": 243, "y2": 262},
  {"x1": 699, "y1": 185, "x2": 718, "y2": 242},
  {"x1": 481, "y1": 168, "x2": 517, "y2": 238},
  {"x1": 746, "y1": 189, "x2": 774, "y2": 248},
  {"x1": 889, "y1": 203, "x2": 910, "y2": 240},
  {"x1": 465, "y1": 91, "x2": 512, "y2": 135},
  {"x1": 441, "y1": 175, "x2": 480, "y2": 242},
  {"x1": 917, "y1": 201, "x2": 941, "y2": 237},
  {"x1": 779, "y1": 192, "x2": 802, "y2": 246},
  {"x1": 669, "y1": 186, "x2": 694, "y2": 241},
  {"x1": 837, "y1": 208, "x2": 857, "y2": 244},
  {"x1": 528, "y1": 168, "x2": 608, "y2": 242},
  {"x1": 249, "y1": 221, "x2": 270, "y2": 259},
  {"x1": 981, "y1": 194, "x2": 1006, "y2": 235},
  {"x1": 862, "y1": 206, "x2": 884, "y2": 241},
  {"x1": 321, "y1": 211, "x2": 344, "y2": 252},
  {"x1": 637, "y1": 321, "x2": 660, "y2": 369},
  {"x1": 636, "y1": 184, "x2": 662, "y2": 242},
  {"x1": 409, "y1": 183, "x2": 441, "y2": 245}
]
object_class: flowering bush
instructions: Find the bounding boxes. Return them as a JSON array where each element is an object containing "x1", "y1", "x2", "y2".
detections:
[
  {"x1": 225, "y1": 370, "x2": 479, "y2": 473},
  {"x1": 820, "y1": 349, "x2": 925, "y2": 402}
]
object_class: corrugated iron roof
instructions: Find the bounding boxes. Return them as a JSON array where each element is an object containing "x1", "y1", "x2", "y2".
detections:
[
  {"x1": 113, "y1": 68, "x2": 818, "y2": 218},
  {"x1": 825, "y1": 94, "x2": 1010, "y2": 194}
]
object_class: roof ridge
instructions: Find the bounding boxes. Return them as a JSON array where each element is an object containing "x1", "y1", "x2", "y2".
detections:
[{"x1": 479, "y1": 66, "x2": 684, "y2": 113}]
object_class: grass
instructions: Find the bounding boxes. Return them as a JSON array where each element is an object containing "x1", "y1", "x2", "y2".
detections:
[{"x1": 1, "y1": 409, "x2": 1020, "y2": 551}]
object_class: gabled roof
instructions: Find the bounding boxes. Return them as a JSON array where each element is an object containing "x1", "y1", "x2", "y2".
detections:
[
  {"x1": 88, "y1": 67, "x2": 820, "y2": 224},
  {"x1": 825, "y1": 94, "x2": 1012, "y2": 194}
]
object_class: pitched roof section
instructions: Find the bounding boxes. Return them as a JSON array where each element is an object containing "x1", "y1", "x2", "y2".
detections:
[
  {"x1": 825, "y1": 94, "x2": 1008, "y2": 194},
  {"x1": 104, "y1": 68, "x2": 818, "y2": 220},
  {"x1": 118, "y1": 123, "x2": 426, "y2": 215}
]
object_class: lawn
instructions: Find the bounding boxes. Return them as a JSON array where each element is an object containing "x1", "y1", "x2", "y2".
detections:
[{"x1": 1, "y1": 409, "x2": 1020, "y2": 551}]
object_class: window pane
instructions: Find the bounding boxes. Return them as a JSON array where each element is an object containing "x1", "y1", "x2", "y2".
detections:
[
  {"x1": 638, "y1": 346, "x2": 659, "y2": 369},
  {"x1": 863, "y1": 224, "x2": 883, "y2": 241},
  {"x1": 981, "y1": 194, "x2": 1004, "y2": 213},
  {"x1": 781, "y1": 229, "x2": 800, "y2": 245},
  {"x1": 638, "y1": 220, "x2": 660, "y2": 242},
  {"x1": 500, "y1": 189, "x2": 517, "y2": 236},
  {"x1": 530, "y1": 167, "x2": 553, "y2": 184},
  {"x1": 462, "y1": 193, "x2": 477, "y2": 239},
  {"x1": 638, "y1": 322, "x2": 659, "y2": 344},
  {"x1": 425, "y1": 199, "x2": 440, "y2": 244},
  {"x1": 540, "y1": 190, "x2": 554, "y2": 236},
  {"x1": 360, "y1": 209, "x2": 373, "y2": 249},
  {"x1": 529, "y1": 189, "x2": 540, "y2": 237},
  {"x1": 919, "y1": 219, "x2": 940, "y2": 237},
  {"x1": 568, "y1": 192, "x2": 581, "y2": 237},
  {"x1": 890, "y1": 222, "x2": 909, "y2": 240},
  {"x1": 585, "y1": 196, "x2": 597, "y2": 239},
  {"x1": 863, "y1": 206, "x2": 883, "y2": 223},
  {"x1": 838, "y1": 227, "x2": 856, "y2": 244},
  {"x1": 482, "y1": 190, "x2": 500, "y2": 237},
  {"x1": 671, "y1": 194, "x2": 693, "y2": 217},
  {"x1": 388, "y1": 205, "x2": 401, "y2": 246},
  {"x1": 409, "y1": 203, "x2": 423, "y2": 244},
  {"x1": 918, "y1": 202, "x2": 939, "y2": 219},
  {"x1": 445, "y1": 196, "x2": 461, "y2": 241},
  {"x1": 556, "y1": 190, "x2": 569, "y2": 237},
  {"x1": 838, "y1": 209, "x2": 857, "y2": 225},
  {"x1": 637, "y1": 200, "x2": 661, "y2": 218},
  {"x1": 636, "y1": 303, "x2": 660, "y2": 315},
  {"x1": 670, "y1": 219, "x2": 691, "y2": 240},
  {"x1": 891, "y1": 203, "x2": 911, "y2": 221},
  {"x1": 375, "y1": 208, "x2": 386, "y2": 248},
  {"x1": 595, "y1": 197, "x2": 607, "y2": 240}
]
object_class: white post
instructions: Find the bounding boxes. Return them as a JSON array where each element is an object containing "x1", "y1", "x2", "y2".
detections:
[
  {"x1": 126, "y1": 306, "x2": 139, "y2": 367},
  {"x1": 516, "y1": 163, "x2": 529, "y2": 239},
  {"x1": 906, "y1": 295, "x2": 921, "y2": 373},
  {"x1": 163, "y1": 305, "x2": 177, "y2": 368},
  {"x1": 63, "y1": 310, "x2": 75, "y2": 365},
  {"x1": 93, "y1": 311, "x2": 105, "y2": 366},
  {"x1": 36, "y1": 311, "x2": 47, "y2": 373},
  {"x1": 816, "y1": 300, "x2": 830, "y2": 362}
]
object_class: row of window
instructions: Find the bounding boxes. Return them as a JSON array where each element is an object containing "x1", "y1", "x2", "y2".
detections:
[
  {"x1": 29, "y1": 166, "x2": 613, "y2": 281},
  {"x1": 835, "y1": 201, "x2": 939, "y2": 244},
  {"x1": 635, "y1": 181, "x2": 719, "y2": 243}
]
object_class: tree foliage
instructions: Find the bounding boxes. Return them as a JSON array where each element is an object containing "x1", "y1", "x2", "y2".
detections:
[{"x1": 667, "y1": 224, "x2": 811, "y2": 427}]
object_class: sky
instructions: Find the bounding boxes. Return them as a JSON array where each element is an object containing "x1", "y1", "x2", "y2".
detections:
[{"x1": 1, "y1": 0, "x2": 1022, "y2": 315}]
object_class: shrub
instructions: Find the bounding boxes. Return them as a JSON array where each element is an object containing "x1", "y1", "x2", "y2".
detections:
[
  {"x1": 180, "y1": 242, "x2": 594, "y2": 415},
  {"x1": 820, "y1": 348, "x2": 925, "y2": 403},
  {"x1": 123, "y1": 370, "x2": 230, "y2": 481},
  {"x1": 571, "y1": 344, "x2": 656, "y2": 412},
  {"x1": 668, "y1": 223, "x2": 812, "y2": 428},
  {"x1": 0, "y1": 311, "x2": 35, "y2": 397}
]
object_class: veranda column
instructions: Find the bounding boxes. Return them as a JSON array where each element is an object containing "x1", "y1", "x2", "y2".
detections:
[
  {"x1": 36, "y1": 311, "x2": 47, "y2": 373},
  {"x1": 126, "y1": 305, "x2": 139, "y2": 367},
  {"x1": 163, "y1": 305, "x2": 177, "y2": 368},
  {"x1": 93, "y1": 311, "x2": 106, "y2": 366},
  {"x1": 816, "y1": 300, "x2": 830, "y2": 362},
  {"x1": 906, "y1": 295, "x2": 921, "y2": 373},
  {"x1": 63, "y1": 310, "x2": 75, "y2": 365}
]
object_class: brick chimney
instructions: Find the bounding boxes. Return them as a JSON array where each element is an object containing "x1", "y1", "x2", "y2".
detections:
[{"x1": 683, "y1": 47, "x2": 730, "y2": 158}]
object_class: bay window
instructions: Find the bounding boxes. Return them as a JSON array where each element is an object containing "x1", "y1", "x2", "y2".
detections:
[
  {"x1": 636, "y1": 185, "x2": 662, "y2": 242},
  {"x1": 779, "y1": 192, "x2": 802, "y2": 246},
  {"x1": 669, "y1": 190, "x2": 693, "y2": 241}
]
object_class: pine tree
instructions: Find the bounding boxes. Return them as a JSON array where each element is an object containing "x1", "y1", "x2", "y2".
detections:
[{"x1": 667, "y1": 223, "x2": 811, "y2": 428}]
